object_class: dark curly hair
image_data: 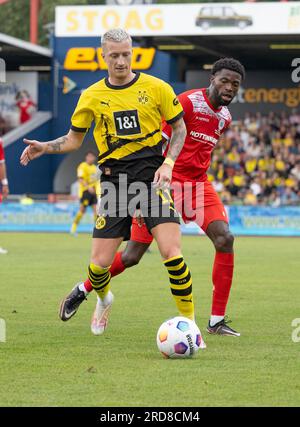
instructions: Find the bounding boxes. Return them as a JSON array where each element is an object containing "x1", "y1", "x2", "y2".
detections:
[{"x1": 211, "y1": 58, "x2": 245, "y2": 80}]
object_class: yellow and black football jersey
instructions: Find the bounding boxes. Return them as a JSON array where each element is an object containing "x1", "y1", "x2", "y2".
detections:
[
  {"x1": 71, "y1": 72, "x2": 183, "y2": 182},
  {"x1": 77, "y1": 162, "x2": 100, "y2": 198}
]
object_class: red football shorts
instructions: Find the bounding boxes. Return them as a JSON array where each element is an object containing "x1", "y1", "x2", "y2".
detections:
[{"x1": 130, "y1": 178, "x2": 228, "y2": 244}]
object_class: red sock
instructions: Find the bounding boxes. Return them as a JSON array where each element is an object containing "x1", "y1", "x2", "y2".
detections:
[
  {"x1": 109, "y1": 251, "x2": 126, "y2": 277},
  {"x1": 211, "y1": 252, "x2": 234, "y2": 316},
  {"x1": 83, "y1": 251, "x2": 126, "y2": 293},
  {"x1": 83, "y1": 278, "x2": 93, "y2": 293}
]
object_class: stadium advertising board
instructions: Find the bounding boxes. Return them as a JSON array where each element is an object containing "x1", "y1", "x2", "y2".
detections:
[
  {"x1": 187, "y1": 70, "x2": 300, "y2": 117},
  {"x1": 61, "y1": 46, "x2": 157, "y2": 93},
  {"x1": 55, "y1": 2, "x2": 300, "y2": 37},
  {"x1": 1, "y1": 204, "x2": 300, "y2": 236},
  {"x1": 63, "y1": 46, "x2": 156, "y2": 72}
]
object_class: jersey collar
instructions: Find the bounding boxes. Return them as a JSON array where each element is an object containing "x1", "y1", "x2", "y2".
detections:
[{"x1": 105, "y1": 72, "x2": 140, "y2": 90}]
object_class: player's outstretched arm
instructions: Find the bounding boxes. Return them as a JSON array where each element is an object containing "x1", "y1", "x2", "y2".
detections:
[
  {"x1": 20, "y1": 129, "x2": 85, "y2": 166},
  {"x1": 153, "y1": 118, "x2": 186, "y2": 188}
]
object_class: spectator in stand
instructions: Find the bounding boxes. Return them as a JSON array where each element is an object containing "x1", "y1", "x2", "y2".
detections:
[
  {"x1": 269, "y1": 190, "x2": 281, "y2": 208},
  {"x1": 16, "y1": 90, "x2": 36, "y2": 124},
  {"x1": 281, "y1": 187, "x2": 299, "y2": 206},
  {"x1": 212, "y1": 178, "x2": 224, "y2": 194},
  {"x1": 220, "y1": 189, "x2": 232, "y2": 205},
  {"x1": 245, "y1": 155, "x2": 257, "y2": 175},
  {"x1": 271, "y1": 131, "x2": 282, "y2": 149},
  {"x1": 232, "y1": 167, "x2": 246, "y2": 188},
  {"x1": 226, "y1": 145, "x2": 240, "y2": 167},
  {"x1": 291, "y1": 161, "x2": 300, "y2": 181},
  {"x1": 246, "y1": 116, "x2": 259, "y2": 133},
  {"x1": 250, "y1": 139, "x2": 262, "y2": 158},
  {"x1": 285, "y1": 173, "x2": 297, "y2": 188},
  {"x1": 258, "y1": 154, "x2": 272, "y2": 172},
  {"x1": 244, "y1": 189, "x2": 257, "y2": 206},
  {"x1": 283, "y1": 131, "x2": 294, "y2": 148},
  {"x1": 225, "y1": 176, "x2": 240, "y2": 197},
  {"x1": 290, "y1": 109, "x2": 300, "y2": 125},
  {"x1": 239, "y1": 123, "x2": 250, "y2": 149},
  {"x1": 250, "y1": 175, "x2": 262, "y2": 197},
  {"x1": 274, "y1": 153, "x2": 286, "y2": 173}
]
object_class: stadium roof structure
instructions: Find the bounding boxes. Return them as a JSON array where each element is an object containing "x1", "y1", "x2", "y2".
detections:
[
  {"x1": 0, "y1": 33, "x2": 52, "y2": 71},
  {"x1": 135, "y1": 33, "x2": 300, "y2": 71}
]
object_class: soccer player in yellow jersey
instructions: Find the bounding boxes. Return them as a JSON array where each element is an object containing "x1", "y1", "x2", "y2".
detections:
[
  {"x1": 70, "y1": 151, "x2": 99, "y2": 235},
  {"x1": 20, "y1": 29, "x2": 199, "y2": 338}
]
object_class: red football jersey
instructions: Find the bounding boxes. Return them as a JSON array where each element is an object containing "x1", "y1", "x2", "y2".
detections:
[
  {"x1": 162, "y1": 88, "x2": 232, "y2": 181},
  {"x1": 0, "y1": 139, "x2": 5, "y2": 163}
]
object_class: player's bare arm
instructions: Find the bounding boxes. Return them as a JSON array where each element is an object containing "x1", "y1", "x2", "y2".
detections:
[
  {"x1": 153, "y1": 117, "x2": 186, "y2": 188},
  {"x1": 20, "y1": 129, "x2": 85, "y2": 166},
  {"x1": 166, "y1": 117, "x2": 187, "y2": 163}
]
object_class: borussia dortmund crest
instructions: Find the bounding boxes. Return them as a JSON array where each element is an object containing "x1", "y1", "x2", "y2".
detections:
[
  {"x1": 95, "y1": 215, "x2": 106, "y2": 230},
  {"x1": 138, "y1": 90, "x2": 148, "y2": 104}
]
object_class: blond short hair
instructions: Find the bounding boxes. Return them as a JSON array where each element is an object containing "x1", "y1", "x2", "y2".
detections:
[{"x1": 101, "y1": 28, "x2": 132, "y2": 47}]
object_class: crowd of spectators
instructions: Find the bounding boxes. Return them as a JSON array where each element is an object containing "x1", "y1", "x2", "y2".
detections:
[
  {"x1": 209, "y1": 111, "x2": 300, "y2": 206},
  {"x1": 1, "y1": 103, "x2": 300, "y2": 207}
]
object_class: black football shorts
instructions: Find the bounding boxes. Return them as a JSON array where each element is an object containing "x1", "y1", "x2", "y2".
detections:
[
  {"x1": 93, "y1": 182, "x2": 180, "y2": 240},
  {"x1": 80, "y1": 190, "x2": 97, "y2": 207}
]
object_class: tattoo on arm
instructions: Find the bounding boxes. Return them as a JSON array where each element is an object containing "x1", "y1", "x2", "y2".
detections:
[
  {"x1": 46, "y1": 136, "x2": 68, "y2": 153},
  {"x1": 167, "y1": 119, "x2": 187, "y2": 162}
]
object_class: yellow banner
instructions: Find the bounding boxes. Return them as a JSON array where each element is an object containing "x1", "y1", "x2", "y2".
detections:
[{"x1": 64, "y1": 47, "x2": 156, "y2": 71}]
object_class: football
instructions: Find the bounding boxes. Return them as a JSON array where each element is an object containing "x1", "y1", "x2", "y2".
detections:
[{"x1": 156, "y1": 316, "x2": 205, "y2": 358}]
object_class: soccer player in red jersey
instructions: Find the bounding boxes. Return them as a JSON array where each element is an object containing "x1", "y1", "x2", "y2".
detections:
[
  {"x1": 0, "y1": 138, "x2": 9, "y2": 254},
  {"x1": 76, "y1": 57, "x2": 245, "y2": 337}
]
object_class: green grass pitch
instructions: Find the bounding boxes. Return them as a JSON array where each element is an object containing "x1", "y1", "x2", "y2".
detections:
[{"x1": 0, "y1": 233, "x2": 299, "y2": 407}]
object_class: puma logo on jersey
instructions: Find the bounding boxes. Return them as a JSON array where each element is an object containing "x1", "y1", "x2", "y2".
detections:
[{"x1": 100, "y1": 101, "x2": 110, "y2": 107}]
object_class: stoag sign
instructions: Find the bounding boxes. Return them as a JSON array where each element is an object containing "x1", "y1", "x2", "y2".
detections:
[
  {"x1": 55, "y1": 3, "x2": 300, "y2": 37},
  {"x1": 56, "y1": 6, "x2": 164, "y2": 37}
]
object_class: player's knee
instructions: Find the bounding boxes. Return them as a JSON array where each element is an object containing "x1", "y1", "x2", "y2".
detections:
[
  {"x1": 122, "y1": 242, "x2": 149, "y2": 267},
  {"x1": 90, "y1": 255, "x2": 112, "y2": 269},
  {"x1": 161, "y1": 245, "x2": 181, "y2": 261},
  {"x1": 123, "y1": 252, "x2": 142, "y2": 268},
  {"x1": 214, "y1": 231, "x2": 234, "y2": 252}
]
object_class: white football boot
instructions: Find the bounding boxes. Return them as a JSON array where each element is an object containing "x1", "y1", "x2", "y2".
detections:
[{"x1": 91, "y1": 291, "x2": 114, "y2": 335}]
